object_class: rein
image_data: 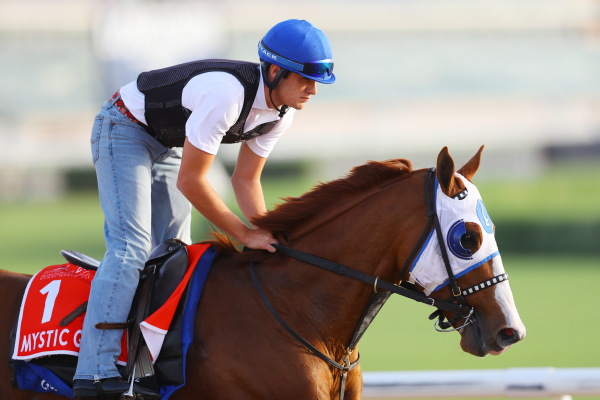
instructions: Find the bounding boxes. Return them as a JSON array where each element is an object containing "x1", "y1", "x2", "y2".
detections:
[
  {"x1": 270, "y1": 244, "x2": 468, "y2": 316},
  {"x1": 250, "y1": 168, "x2": 508, "y2": 400}
]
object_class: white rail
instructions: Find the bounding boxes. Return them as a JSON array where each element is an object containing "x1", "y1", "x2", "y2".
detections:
[{"x1": 362, "y1": 368, "x2": 600, "y2": 399}]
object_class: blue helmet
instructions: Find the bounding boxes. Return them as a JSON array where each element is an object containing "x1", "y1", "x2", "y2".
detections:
[{"x1": 258, "y1": 19, "x2": 335, "y2": 84}]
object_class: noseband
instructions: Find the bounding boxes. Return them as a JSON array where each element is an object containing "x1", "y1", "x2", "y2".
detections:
[{"x1": 250, "y1": 168, "x2": 508, "y2": 400}]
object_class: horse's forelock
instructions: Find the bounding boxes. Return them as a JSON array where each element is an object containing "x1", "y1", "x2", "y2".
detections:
[{"x1": 253, "y1": 158, "x2": 412, "y2": 234}]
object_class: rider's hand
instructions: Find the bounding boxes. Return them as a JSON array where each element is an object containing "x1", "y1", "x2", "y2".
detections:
[{"x1": 242, "y1": 228, "x2": 278, "y2": 253}]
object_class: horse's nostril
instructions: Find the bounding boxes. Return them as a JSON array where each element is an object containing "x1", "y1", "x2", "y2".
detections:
[{"x1": 497, "y1": 327, "x2": 521, "y2": 347}]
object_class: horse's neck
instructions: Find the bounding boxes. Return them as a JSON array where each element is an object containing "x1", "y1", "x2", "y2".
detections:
[
  {"x1": 265, "y1": 174, "x2": 426, "y2": 349},
  {"x1": 261, "y1": 258, "x2": 375, "y2": 353}
]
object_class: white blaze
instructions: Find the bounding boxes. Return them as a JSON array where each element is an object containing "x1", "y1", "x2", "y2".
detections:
[{"x1": 491, "y1": 256, "x2": 526, "y2": 334}]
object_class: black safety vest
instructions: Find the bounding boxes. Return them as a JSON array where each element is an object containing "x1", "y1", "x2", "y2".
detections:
[{"x1": 137, "y1": 59, "x2": 279, "y2": 148}]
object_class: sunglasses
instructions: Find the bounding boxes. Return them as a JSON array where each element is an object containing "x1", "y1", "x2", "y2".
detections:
[{"x1": 301, "y1": 60, "x2": 334, "y2": 79}]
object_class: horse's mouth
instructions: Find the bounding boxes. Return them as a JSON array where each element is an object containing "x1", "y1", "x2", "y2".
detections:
[
  {"x1": 489, "y1": 347, "x2": 509, "y2": 355},
  {"x1": 459, "y1": 322, "x2": 499, "y2": 357},
  {"x1": 459, "y1": 316, "x2": 523, "y2": 357}
]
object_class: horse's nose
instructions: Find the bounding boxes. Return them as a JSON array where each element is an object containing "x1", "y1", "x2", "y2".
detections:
[{"x1": 496, "y1": 327, "x2": 525, "y2": 347}]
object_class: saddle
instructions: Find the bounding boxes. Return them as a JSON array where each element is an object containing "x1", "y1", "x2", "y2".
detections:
[{"x1": 10, "y1": 239, "x2": 215, "y2": 398}]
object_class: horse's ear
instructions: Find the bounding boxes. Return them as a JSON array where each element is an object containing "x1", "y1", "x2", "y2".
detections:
[
  {"x1": 436, "y1": 146, "x2": 458, "y2": 195},
  {"x1": 457, "y1": 145, "x2": 484, "y2": 182}
]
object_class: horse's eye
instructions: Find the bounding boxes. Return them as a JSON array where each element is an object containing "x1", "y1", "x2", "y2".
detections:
[{"x1": 460, "y1": 232, "x2": 479, "y2": 249}]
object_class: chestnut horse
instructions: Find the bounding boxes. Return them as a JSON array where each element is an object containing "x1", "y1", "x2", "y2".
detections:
[{"x1": 0, "y1": 146, "x2": 525, "y2": 400}]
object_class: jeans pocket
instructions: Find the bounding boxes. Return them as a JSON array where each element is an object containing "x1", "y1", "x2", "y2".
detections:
[{"x1": 91, "y1": 115, "x2": 104, "y2": 164}]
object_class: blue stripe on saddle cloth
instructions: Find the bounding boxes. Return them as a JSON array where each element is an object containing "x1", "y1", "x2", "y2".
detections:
[
  {"x1": 12, "y1": 361, "x2": 74, "y2": 398},
  {"x1": 160, "y1": 245, "x2": 216, "y2": 399}
]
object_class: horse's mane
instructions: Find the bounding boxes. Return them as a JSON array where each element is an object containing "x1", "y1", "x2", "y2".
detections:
[
  {"x1": 255, "y1": 158, "x2": 412, "y2": 234},
  {"x1": 205, "y1": 158, "x2": 412, "y2": 255}
]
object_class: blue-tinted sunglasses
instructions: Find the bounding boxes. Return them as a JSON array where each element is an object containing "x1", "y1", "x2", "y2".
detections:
[{"x1": 301, "y1": 59, "x2": 334, "y2": 79}]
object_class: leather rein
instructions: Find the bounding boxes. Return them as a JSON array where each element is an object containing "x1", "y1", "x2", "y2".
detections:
[{"x1": 249, "y1": 168, "x2": 508, "y2": 400}]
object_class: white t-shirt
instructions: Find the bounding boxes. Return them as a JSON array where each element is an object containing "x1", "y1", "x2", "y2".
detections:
[{"x1": 119, "y1": 66, "x2": 294, "y2": 158}]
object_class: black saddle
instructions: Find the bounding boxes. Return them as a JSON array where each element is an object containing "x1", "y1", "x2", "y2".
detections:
[{"x1": 60, "y1": 250, "x2": 100, "y2": 270}]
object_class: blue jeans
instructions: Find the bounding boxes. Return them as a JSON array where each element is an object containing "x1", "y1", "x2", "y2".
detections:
[{"x1": 74, "y1": 99, "x2": 191, "y2": 380}]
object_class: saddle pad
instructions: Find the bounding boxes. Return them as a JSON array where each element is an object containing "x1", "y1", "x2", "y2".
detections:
[
  {"x1": 12, "y1": 263, "x2": 95, "y2": 359},
  {"x1": 13, "y1": 243, "x2": 212, "y2": 363},
  {"x1": 11, "y1": 243, "x2": 217, "y2": 399}
]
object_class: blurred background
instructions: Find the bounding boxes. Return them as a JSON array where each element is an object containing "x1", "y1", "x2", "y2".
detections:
[
  {"x1": 2, "y1": 0, "x2": 600, "y2": 195},
  {"x1": 1, "y1": 0, "x2": 599, "y2": 399}
]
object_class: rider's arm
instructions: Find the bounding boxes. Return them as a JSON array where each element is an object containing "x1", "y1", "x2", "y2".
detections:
[
  {"x1": 231, "y1": 142, "x2": 269, "y2": 224},
  {"x1": 177, "y1": 138, "x2": 277, "y2": 252}
]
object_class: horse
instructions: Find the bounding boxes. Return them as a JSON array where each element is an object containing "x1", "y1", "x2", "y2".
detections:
[{"x1": 0, "y1": 146, "x2": 525, "y2": 400}]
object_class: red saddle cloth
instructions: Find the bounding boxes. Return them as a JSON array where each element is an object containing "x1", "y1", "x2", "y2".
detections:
[
  {"x1": 12, "y1": 263, "x2": 95, "y2": 359},
  {"x1": 12, "y1": 243, "x2": 210, "y2": 363}
]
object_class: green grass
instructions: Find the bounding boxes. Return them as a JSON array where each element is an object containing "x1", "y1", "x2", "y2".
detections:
[
  {"x1": 0, "y1": 192, "x2": 106, "y2": 271},
  {"x1": 476, "y1": 162, "x2": 600, "y2": 222}
]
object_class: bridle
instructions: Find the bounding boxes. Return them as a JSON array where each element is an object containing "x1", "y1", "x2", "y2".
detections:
[
  {"x1": 402, "y1": 168, "x2": 508, "y2": 333},
  {"x1": 249, "y1": 168, "x2": 508, "y2": 400}
]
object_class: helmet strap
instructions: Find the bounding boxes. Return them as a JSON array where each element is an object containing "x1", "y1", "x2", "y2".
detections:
[
  {"x1": 261, "y1": 62, "x2": 290, "y2": 117},
  {"x1": 269, "y1": 88, "x2": 290, "y2": 117}
]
